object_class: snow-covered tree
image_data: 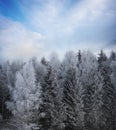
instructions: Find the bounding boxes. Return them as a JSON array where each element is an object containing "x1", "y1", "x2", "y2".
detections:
[
  {"x1": 49, "y1": 52, "x2": 60, "y2": 71},
  {"x1": 5, "y1": 61, "x2": 23, "y2": 89},
  {"x1": 0, "y1": 65, "x2": 11, "y2": 119},
  {"x1": 110, "y1": 51, "x2": 116, "y2": 61},
  {"x1": 39, "y1": 65, "x2": 54, "y2": 130},
  {"x1": 109, "y1": 51, "x2": 116, "y2": 129},
  {"x1": 58, "y1": 51, "x2": 84, "y2": 130},
  {"x1": 7, "y1": 61, "x2": 41, "y2": 123},
  {"x1": 98, "y1": 50, "x2": 115, "y2": 130},
  {"x1": 0, "y1": 49, "x2": 115, "y2": 130},
  {"x1": 63, "y1": 70, "x2": 84, "y2": 130},
  {"x1": 110, "y1": 51, "x2": 116, "y2": 88},
  {"x1": 77, "y1": 51, "x2": 104, "y2": 130}
]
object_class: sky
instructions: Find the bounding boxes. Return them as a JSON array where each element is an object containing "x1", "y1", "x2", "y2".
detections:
[{"x1": 0, "y1": 0, "x2": 116, "y2": 60}]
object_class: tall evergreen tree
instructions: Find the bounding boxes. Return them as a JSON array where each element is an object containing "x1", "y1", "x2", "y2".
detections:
[
  {"x1": 78, "y1": 51, "x2": 103, "y2": 130},
  {"x1": 63, "y1": 69, "x2": 84, "y2": 130},
  {"x1": 39, "y1": 65, "x2": 56, "y2": 130},
  {"x1": 110, "y1": 51, "x2": 116, "y2": 61},
  {"x1": 0, "y1": 65, "x2": 11, "y2": 119},
  {"x1": 109, "y1": 51, "x2": 116, "y2": 130},
  {"x1": 98, "y1": 50, "x2": 115, "y2": 130},
  {"x1": 60, "y1": 51, "x2": 84, "y2": 130}
]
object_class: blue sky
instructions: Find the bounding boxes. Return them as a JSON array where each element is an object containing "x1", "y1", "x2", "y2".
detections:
[{"x1": 0, "y1": 0, "x2": 116, "y2": 60}]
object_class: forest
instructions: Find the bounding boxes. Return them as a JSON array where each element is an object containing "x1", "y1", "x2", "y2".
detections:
[{"x1": 0, "y1": 50, "x2": 116, "y2": 130}]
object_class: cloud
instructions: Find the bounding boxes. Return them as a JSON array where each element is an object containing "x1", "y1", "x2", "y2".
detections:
[
  {"x1": 19, "y1": 0, "x2": 116, "y2": 47},
  {"x1": 0, "y1": 16, "x2": 44, "y2": 60},
  {"x1": 20, "y1": 0, "x2": 114, "y2": 31},
  {"x1": 0, "y1": 0, "x2": 116, "y2": 60}
]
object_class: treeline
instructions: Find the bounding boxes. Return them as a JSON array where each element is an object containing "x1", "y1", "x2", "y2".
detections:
[{"x1": 0, "y1": 50, "x2": 116, "y2": 130}]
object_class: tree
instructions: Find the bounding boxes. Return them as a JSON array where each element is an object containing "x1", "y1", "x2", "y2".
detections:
[
  {"x1": 7, "y1": 61, "x2": 41, "y2": 123},
  {"x1": 47, "y1": 68, "x2": 65, "y2": 130},
  {"x1": 39, "y1": 57, "x2": 63, "y2": 130},
  {"x1": 59, "y1": 51, "x2": 84, "y2": 130},
  {"x1": 1, "y1": 49, "x2": 115, "y2": 130},
  {"x1": 77, "y1": 51, "x2": 104, "y2": 130},
  {"x1": 109, "y1": 51, "x2": 116, "y2": 129},
  {"x1": 39, "y1": 65, "x2": 54, "y2": 130},
  {"x1": 98, "y1": 50, "x2": 115, "y2": 130},
  {"x1": 63, "y1": 69, "x2": 84, "y2": 130},
  {"x1": 49, "y1": 52, "x2": 60, "y2": 71},
  {"x1": 110, "y1": 51, "x2": 116, "y2": 89},
  {"x1": 109, "y1": 51, "x2": 116, "y2": 61},
  {"x1": 0, "y1": 65, "x2": 11, "y2": 119}
]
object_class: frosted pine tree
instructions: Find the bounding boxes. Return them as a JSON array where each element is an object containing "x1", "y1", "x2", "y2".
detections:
[
  {"x1": 60, "y1": 51, "x2": 84, "y2": 130},
  {"x1": 39, "y1": 65, "x2": 53, "y2": 130},
  {"x1": 0, "y1": 65, "x2": 10, "y2": 119},
  {"x1": 98, "y1": 50, "x2": 115, "y2": 130},
  {"x1": 109, "y1": 51, "x2": 116, "y2": 129},
  {"x1": 78, "y1": 51, "x2": 103, "y2": 130},
  {"x1": 110, "y1": 51, "x2": 116, "y2": 88},
  {"x1": 39, "y1": 58, "x2": 63, "y2": 130}
]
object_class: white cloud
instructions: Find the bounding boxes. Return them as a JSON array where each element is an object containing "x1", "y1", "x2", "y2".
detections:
[
  {"x1": 0, "y1": 17, "x2": 45, "y2": 60},
  {"x1": 22, "y1": 0, "x2": 112, "y2": 33},
  {"x1": 0, "y1": 0, "x2": 115, "y2": 60},
  {"x1": 19, "y1": 0, "x2": 115, "y2": 48}
]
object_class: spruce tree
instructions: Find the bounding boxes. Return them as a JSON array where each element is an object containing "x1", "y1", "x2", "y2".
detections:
[
  {"x1": 0, "y1": 65, "x2": 11, "y2": 119},
  {"x1": 60, "y1": 51, "x2": 84, "y2": 130},
  {"x1": 39, "y1": 65, "x2": 56, "y2": 130},
  {"x1": 79, "y1": 51, "x2": 101, "y2": 130},
  {"x1": 98, "y1": 50, "x2": 115, "y2": 130}
]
